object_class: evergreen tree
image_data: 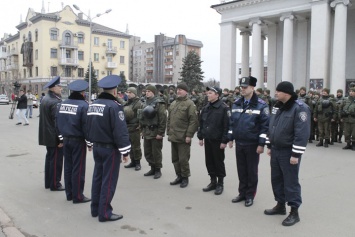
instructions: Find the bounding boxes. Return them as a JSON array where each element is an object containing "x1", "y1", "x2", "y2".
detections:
[
  {"x1": 84, "y1": 62, "x2": 98, "y2": 93},
  {"x1": 117, "y1": 71, "x2": 128, "y2": 92},
  {"x1": 179, "y1": 51, "x2": 204, "y2": 92}
]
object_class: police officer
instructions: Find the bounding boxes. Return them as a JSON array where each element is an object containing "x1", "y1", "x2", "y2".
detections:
[
  {"x1": 167, "y1": 83, "x2": 198, "y2": 188},
  {"x1": 38, "y1": 76, "x2": 64, "y2": 191},
  {"x1": 339, "y1": 87, "x2": 355, "y2": 150},
  {"x1": 314, "y1": 88, "x2": 336, "y2": 147},
  {"x1": 86, "y1": 75, "x2": 131, "y2": 222},
  {"x1": 56, "y1": 80, "x2": 91, "y2": 203},
  {"x1": 228, "y1": 76, "x2": 269, "y2": 207},
  {"x1": 124, "y1": 87, "x2": 143, "y2": 170},
  {"x1": 265, "y1": 81, "x2": 310, "y2": 227},
  {"x1": 139, "y1": 85, "x2": 167, "y2": 179},
  {"x1": 197, "y1": 86, "x2": 229, "y2": 195}
]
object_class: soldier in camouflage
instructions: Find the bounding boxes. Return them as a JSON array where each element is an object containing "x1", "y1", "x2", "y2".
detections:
[{"x1": 339, "y1": 87, "x2": 355, "y2": 150}]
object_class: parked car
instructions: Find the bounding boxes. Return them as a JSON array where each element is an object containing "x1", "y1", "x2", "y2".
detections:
[
  {"x1": 33, "y1": 99, "x2": 38, "y2": 108},
  {"x1": 0, "y1": 94, "x2": 10, "y2": 104}
]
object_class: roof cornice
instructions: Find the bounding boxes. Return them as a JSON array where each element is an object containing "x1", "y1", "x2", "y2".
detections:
[
  {"x1": 212, "y1": 0, "x2": 271, "y2": 13},
  {"x1": 4, "y1": 32, "x2": 20, "y2": 43},
  {"x1": 16, "y1": 22, "x2": 28, "y2": 30}
]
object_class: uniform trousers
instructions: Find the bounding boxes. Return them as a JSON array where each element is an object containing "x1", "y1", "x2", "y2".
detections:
[
  {"x1": 344, "y1": 122, "x2": 355, "y2": 142},
  {"x1": 91, "y1": 147, "x2": 121, "y2": 219},
  {"x1": 129, "y1": 130, "x2": 142, "y2": 161},
  {"x1": 235, "y1": 143, "x2": 260, "y2": 199},
  {"x1": 63, "y1": 139, "x2": 87, "y2": 201},
  {"x1": 171, "y1": 142, "x2": 191, "y2": 177},
  {"x1": 45, "y1": 146, "x2": 63, "y2": 190},
  {"x1": 144, "y1": 138, "x2": 163, "y2": 168},
  {"x1": 317, "y1": 118, "x2": 330, "y2": 140},
  {"x1": 204, "y1": 139, "x2": 226, "y2": 178},
  {"x1": 271, "y1": 147, "x2": 302, "y2": 208}
]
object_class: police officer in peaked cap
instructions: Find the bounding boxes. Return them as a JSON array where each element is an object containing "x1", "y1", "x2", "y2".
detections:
[
  {"x1": 56, "y1": 80, "x2": 92, "y2": 203},
  {"x1": 86, "y1": 75, "x2": 131, "y2": 222}
]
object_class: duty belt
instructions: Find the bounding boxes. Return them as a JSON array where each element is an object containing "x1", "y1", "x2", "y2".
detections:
[
  {"x1": 64, "y1": 136, "x2": 84, "y2": 141},
  {"x1": 93, "y1": 142, "x2": 117, "y2": 149}
]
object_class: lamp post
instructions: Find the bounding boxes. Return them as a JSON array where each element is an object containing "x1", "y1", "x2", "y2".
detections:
[{"x1": 73, "y1": 4, "x2": 112, "y2": 103}]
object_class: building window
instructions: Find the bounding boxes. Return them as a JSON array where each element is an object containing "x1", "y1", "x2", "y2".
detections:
[
  {"x1": 23, "y1": 69, "x2": 26, "y2": 78},
  {"x1": 66, "y1": 50, "x2": 71, "y2": 58},
  {"x1": 50, "y1": 29, "x2": 58, "y2": 40},
  {"x1": 94, "y1": 37, "x2": 99, "y2": 46},
  {"x1": 120, "y1": 40, "x2": 125, "y2": 49},
  {"x1": 120, "y1": 56, "x2": 124, "y2": 64},
  {"x1": 50, "y1": 48, "x2": 57, "y2": 58},
  {"x1": 107, "y1": 70, "x2": 112, "y2": 76},
  {"x1": 65, "y1": 67, "x2": 72, "y2": 77},
  {"x1": 28, "y1": 32, "x2": 32, "y2": 42},
  {"x1": 107, "y1": 55, "x2": 112, "y2": 62},
  {"x1": 78, "y1": 51, "x2": 84, "y2": 60},
  {"x1": 78, "y1": 68, "x2": 84, "y2": 77},
  {"x1": 35, "y1": 49, "x2": 38, "y2": 60},
  {"x1": 77, "y1": 33, "x2": 84, "y2": 43},
  {"x1": 23, "y1": 35, "x2": 25, "y2": 42},
  {"x1": 94, "y1": 53, "x2": 99, "y2": 62},
  {"x1": 29, "y1": 68, "x2": 33, "y2": 77},
  {"x1": 35, "y1": 30, "x2": 38, "y2": 42},
  {"x1": 35, "y1": 67, "x2": 38, "y2": 76},
  {"x1": 107, "y1": 39, "x2": 112, "y2": 48},
  {"x1": 51, "y1": 66, "x2": 57, "y2": 76},
  {"x1": 65, "y1": 33, "x2": 71, "y2": 45},
  {"x1": 95, "y1": 70, "x2": 99, "y2": 77}
]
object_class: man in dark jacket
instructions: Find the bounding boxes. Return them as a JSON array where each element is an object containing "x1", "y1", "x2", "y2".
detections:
[
  {"x1": 197, "y1": 86, "x2": 229, "y2": 195},
  {"x1": 38, "y1": 76, "x2": 64, "y2": 191},
  {"x1": 264, "y1": 81, "x2": 310, "y2": 227},
  {"x1": 15, "y1": 89, "x2": 29, "y2": 125},
  {"x1": 228, "y1": 76, "x2": 269, "y2": 207}
]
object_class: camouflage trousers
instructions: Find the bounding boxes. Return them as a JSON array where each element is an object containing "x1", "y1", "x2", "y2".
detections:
[{"x1": 171, "y1": 142, "x2": 191, "y2": 178}]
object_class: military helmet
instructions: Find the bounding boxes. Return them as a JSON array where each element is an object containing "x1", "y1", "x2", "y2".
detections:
[
  {"x1": 142, "y1": 105, "x2": 156, "y2": 119},
  {"x1": 123, "y1": 106, "x2": 134, "y2": 121}
]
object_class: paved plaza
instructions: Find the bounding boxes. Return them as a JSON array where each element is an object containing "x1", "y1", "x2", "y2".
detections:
[{"x1": 0, "y1": 104, "x2": 354, "y2": 237}]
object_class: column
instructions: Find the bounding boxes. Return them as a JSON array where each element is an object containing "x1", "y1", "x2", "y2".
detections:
[
  {"x1": 280, "y1": 14, "x2": 294, "y2": 82},
  {"x1": 219, "y1": 22, "x2": 237, "y2": 89},
  {"x1": 330, "y1": 0, "x2": 350, "y2": 93},
  {"x1": 260, "y1": 35, "x2": 266, "y2": 87},
  {"x1": 249, "y1": 18, "x2": 263, "y2": 88},
  {"x1": 267, "y1": 24, "x2": 277, "y2": 96},
  {"x1": 240, "y1": 30, "x2": 250, "y2": 78}
]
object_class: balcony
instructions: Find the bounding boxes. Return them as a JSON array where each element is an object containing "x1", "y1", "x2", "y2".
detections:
[
  {"x1": 6, "y1": 63, "x2": 19, "y2": 70},
  {"x1": 59, "y1": 58, "x2": 79, "y2": 66},
  {"x1": 8, "y1": 48, "x2": 19, "y2": 56},
  {"x1": 106, "y1": 47, "x2": 117, "y2": 55},
  {"x1": 106, "y1": 62, "x2": 117, "y2": 69},
  {"x1": 59, "y1": 40, "x2": 78, "y2": 48}
]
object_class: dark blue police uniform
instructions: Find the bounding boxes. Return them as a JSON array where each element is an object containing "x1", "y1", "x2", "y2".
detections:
[
  {"x1": 57, "y1": 80, "x2": 91, "y2": 203},
  {"x1": 86, "y1": 75, "x2": 131, "y2": 222}
]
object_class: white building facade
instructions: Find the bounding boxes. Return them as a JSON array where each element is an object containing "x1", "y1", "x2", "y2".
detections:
[{"x1": 212, "y1": 0, "x2": 355, "y2": 95}]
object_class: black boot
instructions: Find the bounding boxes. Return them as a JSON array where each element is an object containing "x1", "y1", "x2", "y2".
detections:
[
  {"x1": 316, "y1": 139, "x2": 323, "y2": 147},
  {"x1": 282, "y1": 207, "x2": 300, "y2": 226},
  {"x1": 264, "y1": 202, "x2": 286, "y2": 215},
  {"x1": 214, "y1": 177, "x2": 224, "y2": 195},
  {"x1": 308, "y1": 138, "x2": 313, "y2": 143},
  {"x1": 154, "y1": 168, "x2": 162, "y2": 179},
  {"x1": 352, "y1": 142, "x2": 355, "y2": 151},
  {"x1": 343, "y1": 142, "x2": 352, "y2": 150},
  {"x1": 202, "y1": 176, "x2": 217, "y2": 192},
  {"x1": 324, "y1": 139, "x2": 329, "y2": 148},
  {"x1": 135, "y1": 160, "x2": 141, "y2": 171},
  {"x1": 124, "y1": 160, "x2": 135, "y2": 168},
  {"x1": 144, "y1": 166, "x2": 155, "y2": 176},
  {"x1": 170, "y1": 175, "x2": 182, "y2": 185},
  {"x1": 329, "y1": 139, "x2": 334, "y2": 145},
  {"x1": 180, "y1": 177, "x2": 189, "y2": 188},
  {"x1": 338, "y1": 135, "x2": 343, "y2": 143}
]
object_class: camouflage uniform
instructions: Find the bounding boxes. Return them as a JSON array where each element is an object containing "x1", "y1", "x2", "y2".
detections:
[{"x1": 339, "y1": 91, "x2": 355, "y2": 150}]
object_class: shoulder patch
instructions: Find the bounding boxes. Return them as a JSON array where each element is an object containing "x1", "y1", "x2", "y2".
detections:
[
  {"x1": 299, "y1": 111, "x2": 307, "y2": 122},
  {"x1": 118, "y1": 111, "x2": 125, "y2": 121},
  {"x1": 258, "y1": 98, "x2": 266, "y2": 104},
  {"x1": 263, "y1": 107, "x2": 270, "y2": 116}
]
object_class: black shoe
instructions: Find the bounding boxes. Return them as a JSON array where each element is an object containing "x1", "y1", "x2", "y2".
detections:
[
  {"x1": 67, "y1": 196, "x2": 73, "y2": 201},
  {"x1": 170, "y1": 175, "x2": 182, "y2": 185},
  {"x1": 329, "y1": 140, "x2": 334, "y2": 145},
  {"x1": 245, "y1": 199, "x2": 253, "y2": 207},
  {"x1": 16, "y1": 122, "x2": 22, "y2": 125},
  {"x1": 282, "y1": 208, "x2": 300, "y2": 226},
  {"x1": 154, "y1": 169, "x2": 162, "y2": 179},
  {"x1": 180, "y1": 177, "x2": 189, "y2": 188},
  {"x1": 264, "y1": 202, "x2": 286, "y2": 215},
  {"x1": 202, "y1": 182, "x2": 216, "y2": 192},
  {"x1": 99, "y1": 213, "x2": 123, "y2": 222},
  {"x1": 144, "y1": 168, "x2": 155, "y2": 176},
  {"x1": 316, "y1": 140, "x2": 323, "y2": 147},
  {"x1": 343, "y1": 143, "x2": 352, "y2": 150},
  {"x1": 73, "y1": 196, "x2": 91, "y2": 204},
  {"x1": 135, "y1": 163, "x2": 141, "y2": 171},
  {"x1": 308, "y1": 139, "x2": 313, "y2": 143},
  {"x1": 91, "y1": 212, "x2": 98, "y2": 218},
  {"x1": 214, "y1": 184, "x2": 223, "y2": 195},
  {"x1": 51, "y1": 185, "x2": 65, "y2": 191},
  {"x1": 23, "y1": 123, "x2": 29, "y2": 126},
  {"x1": 124, "y1": 162, "x2": 135, "y2": 168},
  {"x1": 231, "y1": 195, "x2": 245, "y2": 203}
]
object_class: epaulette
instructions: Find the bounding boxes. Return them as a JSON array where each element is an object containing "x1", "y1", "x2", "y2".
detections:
[
  {"x1": 257, "y1": 98, "x2": 266, "y2": 104},
  {"x1": 295, "y1": 100, "x2": 304, "y2": 106}
]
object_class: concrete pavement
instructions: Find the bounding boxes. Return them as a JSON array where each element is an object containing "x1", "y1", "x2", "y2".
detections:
[{"x1": 0, "y1": 104, "x2": 354, "y2": 237}]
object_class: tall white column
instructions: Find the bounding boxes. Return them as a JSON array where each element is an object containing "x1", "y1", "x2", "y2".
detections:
[
  {"x1": 240, "y1": 30, "x2": 250, "y2": 78},
  {"x1": 260, "y1": 35, "x2": 266, "y2": 87},
  {"x1": 267, "y1": 24, "x2": 277, "y2": 96},
  {"x1": 330, "y1": 0, "x2": 350, "y2": 93},
  {"x1": 280, "y1": 14, "x2": 294, "y2": 82},
  {"x1": 219, "y1": 22, "x2": 237, "y2": 89},
  {"x1": 250, "y1": 18, "x2": 263, "y2": 88}
]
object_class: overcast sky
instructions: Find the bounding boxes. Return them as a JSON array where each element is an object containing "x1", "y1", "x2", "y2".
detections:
[{"x1": 0, "y1": 0, "x2": 231, "y2": 82}]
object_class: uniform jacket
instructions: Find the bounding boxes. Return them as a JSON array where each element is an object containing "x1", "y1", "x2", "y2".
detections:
[
  {"x1": 16, "y1": 94, "x2": 27, "y2": 109},
  {"x1": 124, "y1": 97, "x2": 142, "y2": 132},
  {"x1": 228, "y1": 92, "x2": 269, "y2": 145},
  {"x1": 167, "y1": 95, "x2": 198, "y2": 143},
  {"x1": 86, "y1": 92, "x2": 131, "y2": 155},
  {"x1": 38, "y1": 91, "x2": 62, "y2": 147},
  {"x1": 197, "y1": 99, "x2": 229, "y2": 144},
  {"x1": 339, "y1": 96, "x2": 355, "y2": 123},
  {"x1": 266, "y1": 94, "x2": 311, "y2": 158},
  {"x1": 56, "y1": 92, "x2": 90, "y2": 146},
  {"x1": 314, "y1": 96, "x2": 337, "y2": 121},
  {"x1": 298, "y1": 94, "x2": 313, "y2": 112}
]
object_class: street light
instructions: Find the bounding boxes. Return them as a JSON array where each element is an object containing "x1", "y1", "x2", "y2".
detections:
[{"x1": 73, "y1": 4, "x2": 112, "y2": 103}]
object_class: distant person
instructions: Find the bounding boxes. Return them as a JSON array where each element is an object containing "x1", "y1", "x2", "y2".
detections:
[
  {"x1": 25, "y1": 90, "x2": 35, "y2": 118},
  {"x1": 15, "y1": 89, "x2": 29, "y2": 126}
]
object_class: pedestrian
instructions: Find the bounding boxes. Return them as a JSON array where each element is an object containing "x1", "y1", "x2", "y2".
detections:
[
  {"x1": 124, "y1": 87, "x2": 143, "y2": 171},
  {"x1": 264, "y1": 81, "x2": 310, "y2": 227},
  {"x1": 167, "y1": 83, "x2": 198, "y2": 188},
  {"x1": 38, "y1": 76, "x2": 64, "y2": 191},
  {"x1": 139, "y1": 85, "x2": 167, "y2": 179},
  {"x1": 228, "y1": 76, "x2": 269, "y2": 207},
  {"x1": 15, "y1": 89, "x2": 29, "y2": 126},
  {"x1": 339, "y1": 87, "x2": 355, "y2": 150},
  {"x1": 86, "y1": 75, "x2": 131, "y2": 222},
  {"x1": 56, "y1": 80, "x2": 92, "y2": 203},
  {"x1": 197, "y1": 86, "x2": 229, "y2": 195},
  {"x1": 25, "y1": 90, "x2": 34, "y2": 118}
]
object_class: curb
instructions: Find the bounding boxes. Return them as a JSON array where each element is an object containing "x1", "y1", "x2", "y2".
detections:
[{"x1": 0, "y1": 208, "x2": 25, "y2": 237}]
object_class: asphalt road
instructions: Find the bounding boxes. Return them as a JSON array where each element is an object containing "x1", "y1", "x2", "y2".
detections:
[{"x1": 0, "y1": 104, "x2": 354, "y2": 237}]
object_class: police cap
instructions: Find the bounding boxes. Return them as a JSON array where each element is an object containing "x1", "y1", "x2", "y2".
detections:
[
  {"x1": 68, "y1": 80, "x2": 89, "y2": 92},
  {"x1": 98, "y1": 75, "x2": 122, "y2": 89},
  {"x1": 44, "y1": 76, "x2": 62, "y2": 89},
  {"x1": 240, "y1": 76, "x2": 257, "y2": 87},
  {"x1": 206, "y1": 86, "x2": 222, "y2": 96}
]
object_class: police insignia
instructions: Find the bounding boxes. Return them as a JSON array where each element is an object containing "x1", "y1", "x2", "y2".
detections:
[
  {"x1": 227, "y1": 110, "x2": 231, "y2": 117},
  {"x1": 264, "y1": 108, "x2": 269, "y2": 116},
  {"x1": 242, "y1": 78, "x2": 245, "y2": 83},
  {"x1": 118, "y1": 111, "x2": 125, "y2": 121},
  {"x1": 299, "y1": 111, "x2": 307, "y2": 122}
]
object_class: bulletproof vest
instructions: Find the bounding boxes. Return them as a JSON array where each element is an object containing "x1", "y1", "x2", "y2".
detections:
[
  {"x1": 139, "y1": 98, "x2": 160, "y2": 126},
  {"x1": 191, "y1": 96, "x2": 198, "y2": 104},
  {"x1": 123, "y1": 106, "x2": 134, "y2": 121},
  {"x1": 321, "y1": 99, "x2": 331, "y2": 109}
]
